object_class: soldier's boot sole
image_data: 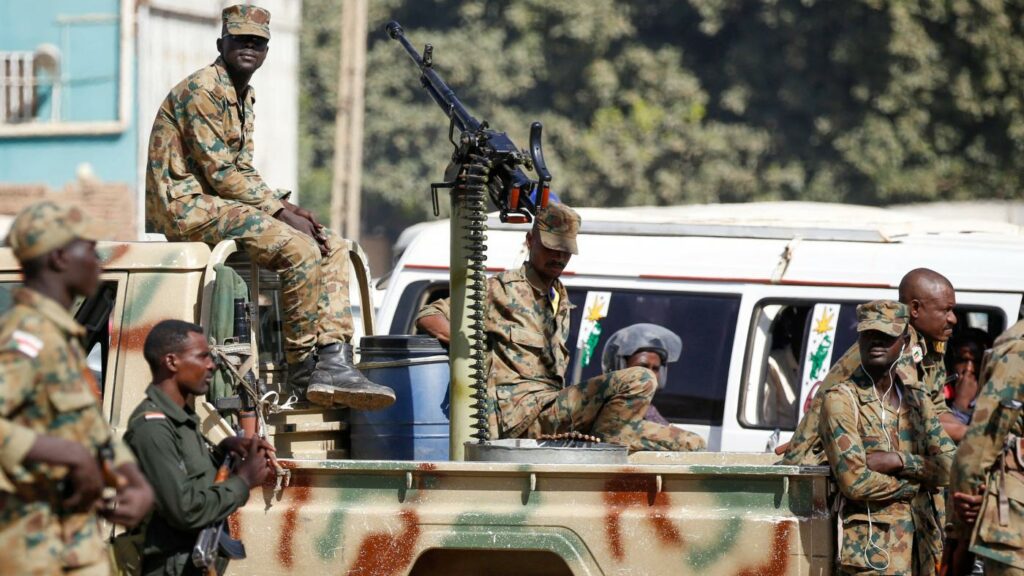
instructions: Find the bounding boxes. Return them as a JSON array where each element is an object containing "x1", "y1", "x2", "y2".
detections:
[{"x1": 306, "y1": 383, "x2": 396, "y2": 410}]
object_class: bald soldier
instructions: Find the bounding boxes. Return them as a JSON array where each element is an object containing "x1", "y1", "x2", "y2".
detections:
[
  {"x1": 145, "y1": 5, "x2": 393, "y2": 410},
  {"x1": 821, "y1": 300, "x2": 954, "y2": 575},
  {"x1": 417, "y1": 204, "x2": 705, "y2": 452},
  {"x1": 0, "y1": 202, "x2": 153, "y2": 575},
  {"x1": 779, "y1": 268, "x2": 961, "y2": 466}
]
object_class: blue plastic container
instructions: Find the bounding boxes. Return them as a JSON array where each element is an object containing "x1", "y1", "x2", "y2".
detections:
[{"x1": 349, "y1": 336, "x2": 450, "y2": 460}]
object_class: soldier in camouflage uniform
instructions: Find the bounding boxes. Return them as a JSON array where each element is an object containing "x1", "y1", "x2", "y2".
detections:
[
  {"x1": 417, "y1": 204, "x2": 704, "y2": 452},
  {"x1": 950, "y1": 319, "x2": 1024, "y2": 575},
  {"x1": 780, "y1": 268, "x2": 961, "y2": 466},
  {"x1": 145, "y1": 4, "x2": 394, "y2": 410},
  {"x1": 0, "y1": 201, "x2": 153, "y2": 575},
  {"x1": 820, "y1": 300, "x2": 955, "y2": 575}
]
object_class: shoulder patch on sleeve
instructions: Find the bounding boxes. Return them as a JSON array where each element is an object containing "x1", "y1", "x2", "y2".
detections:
[
  {"x1": 911, "y1": 344, "x2": 924, "y2": 364},
  {"x1": 143, "y1": 412, "x2": 167, "y2": 420},
  {"x1": 12, "y1": 330, "x2": 43, "y2": 358}
]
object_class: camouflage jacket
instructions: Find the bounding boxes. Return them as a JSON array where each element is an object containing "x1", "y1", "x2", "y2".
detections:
[
  {"x1": 146, "y1": 57, "x2": 286, "y2": 238},
  {"x1": 416, "y1": 264, "x2": 572, "y2": 437},
  {"x1": 950, "y1": 319, "x2": 1024, "y2": 568},
  {"x1": 485, "y1": 265, "x2": 572, "y2": 437},
  {"x1": 782, "y1": 326, "x2": 949, "y2": 466},
  {"x1": 0, "y1": 288, "x2": 134, "y2": 573},
  {"x1": 820, "y1": 366, "x2": 955, "y2": 574}
]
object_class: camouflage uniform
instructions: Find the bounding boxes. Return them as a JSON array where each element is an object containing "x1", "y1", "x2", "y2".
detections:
[
  {"x1": 782, "y1": 325, "x2": 950, "y2": 466},
  {"x1": 820, "y1": 301, "x2": 955, "y2": 575},
  {"x1": 950, "y1": 319, "x2": 1024, "y2": 575},
  {"x1": 0, "y1": 203, "x2": 136, "y2": 575},
  {"x1": 145, "y1": 5, "x2": 352, "y2": 364},
  {"x1": 418, "y1": 205, "x2": 705, "y2": 452},
  {"x1": 125, "y1": 386, "x2": 251, "y2": 576}
]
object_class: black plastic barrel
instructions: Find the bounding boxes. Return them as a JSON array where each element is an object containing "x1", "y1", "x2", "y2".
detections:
[{"x1": 349, "y1": 336, "x2": 450, "y2": 460}]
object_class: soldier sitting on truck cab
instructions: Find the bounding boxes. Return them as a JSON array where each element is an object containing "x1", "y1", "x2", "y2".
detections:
[
  {"x1": 144, "y1": 4, "x2": 393, "y2": 411},
  {"x1": 416, "y1": 204, "x2": 705, "y2": 452}
]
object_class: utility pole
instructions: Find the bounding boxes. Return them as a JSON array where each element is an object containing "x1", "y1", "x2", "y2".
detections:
[{"x1": 330, "y1": 0, "x2": 367, "y2": 240}]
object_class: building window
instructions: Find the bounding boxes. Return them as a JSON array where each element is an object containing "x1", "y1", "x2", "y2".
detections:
[{"x1": 0, "y1": 2, "x2": 128, "y2": 136}]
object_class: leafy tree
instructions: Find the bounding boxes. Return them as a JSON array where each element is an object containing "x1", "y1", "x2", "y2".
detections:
[{"x1": 298, "y1": 0, "x2": 1024, "y2": 241}]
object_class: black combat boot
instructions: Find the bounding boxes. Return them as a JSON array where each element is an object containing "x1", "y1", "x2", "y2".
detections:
[
  {"x1": 286, "y1": 354, "x2": 317, "y2": 395},
  {"x1": 305, "y1": 343, "x2": 396, "y2": 410}
]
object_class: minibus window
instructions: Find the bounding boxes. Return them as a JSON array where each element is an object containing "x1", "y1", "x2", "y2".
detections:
[
  {"x1": 565, "y1": 289, "x2": 741, "y2": 427},
  {"x1": 0, "y1": 282, "x2": 19, "y2": 313},
  {"x1": 741, "y1": 299, "x2": 1006, "y2": 431}
]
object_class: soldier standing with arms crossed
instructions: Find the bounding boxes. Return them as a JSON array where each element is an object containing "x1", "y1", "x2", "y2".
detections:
[
  {"x1": 780, "y1": 268, "x2": 963, "y2": 465},
  {"x1": 145, "y1": 5, "x2": 394, "y2": 410},
  {"x1": 0, "y1": 201, "x2": 153, "y2": 575},
  {"x1": 820, "y1": 300, "x2": 955, "y2": 575},
  {"x1": 950, "y1": 317, "x2": 1024, "y2": 575}
]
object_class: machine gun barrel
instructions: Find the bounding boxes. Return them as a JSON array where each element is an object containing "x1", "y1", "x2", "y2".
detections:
[
  {"x1": 385, "y1": 21, "x2": 552, "y2": 220},
  {"x1": 386, "y1": 21, "x2": 480, "y2": 135}
]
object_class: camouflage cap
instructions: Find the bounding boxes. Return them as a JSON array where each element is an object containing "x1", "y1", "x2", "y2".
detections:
[
  {"x1": 856, "y1": 300, "x2": 909, "y2": 337},
  {"x1": 534, "y1": 203, "x2": 581, "y2": 255},
  {"x1": 222, "y1": 4, "x2": 271, "y2": 40},
  {"x1": 5, "y1": 201, "x2": 104, "y2": 262}
]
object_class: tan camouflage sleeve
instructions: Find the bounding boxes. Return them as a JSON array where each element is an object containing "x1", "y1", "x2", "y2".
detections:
[
  {"x1": 896, "y1": 386, "x2": 954, "y2": 488},
  {"x1": 951, "y1": 345, "x2": 1024, "y2": 513},
  {"x1": 415, "y1": 297, "x2": 450, "y2": 323},
  {"x1": 929, "y1": 362, "x2": 951, "y2": 416},
  {"x1": 181, "y1": 89, "x2": 284, "y2": 215},
  {"x1": 820, "y1": 387, "x2": 919, "y2": 501},
  {"x1": 0, "y1": 351, "x2": 39, "y2": 485}
]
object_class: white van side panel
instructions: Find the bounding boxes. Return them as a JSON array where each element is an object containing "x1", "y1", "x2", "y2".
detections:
[{"x1": 380, "y1": 211, "x2": 1024, "y2": 453}]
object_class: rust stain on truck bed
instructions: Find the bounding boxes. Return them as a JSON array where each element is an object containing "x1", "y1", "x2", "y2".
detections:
[
  {"x1": 603, "y1": 475, "x2": 683, "y2": 561},
  {"x1": 277, "y1": 472, "x2": 312, "y2": 569},
  {"x1": 735, "y1": 522, "x2": 792, "y2": 576},
  {"x1": 347, "y1": 509, "x2": 421, "y2": 576}
]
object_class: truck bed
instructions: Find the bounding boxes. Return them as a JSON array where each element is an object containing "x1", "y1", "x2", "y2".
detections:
[{"x1": 232, "y1": 453, "x2": 833, "y2": 575}]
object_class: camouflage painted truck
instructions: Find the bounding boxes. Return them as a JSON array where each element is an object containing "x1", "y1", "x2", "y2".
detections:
[{"x1": 0, "y1": 238, "x2": 833, "y2": 575}]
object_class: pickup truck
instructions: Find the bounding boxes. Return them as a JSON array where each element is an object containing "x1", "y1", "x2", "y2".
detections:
[{"x1": 0, "y1": 239, "x2": 833, "y2": 575}]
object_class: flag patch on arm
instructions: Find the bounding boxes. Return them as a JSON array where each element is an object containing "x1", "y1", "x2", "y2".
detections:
[
  {"x1": 12, "y1": 330, "x2": 43, "y2": 358},
  {"x1": 143, "y1": 412, "x2": 166, "y2": 420}
]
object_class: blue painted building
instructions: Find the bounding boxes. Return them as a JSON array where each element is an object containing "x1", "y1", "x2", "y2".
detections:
[
  {"x1": 0, "y1": 0, "x2": 134, "y2": 189},
  {"x1": 0, "y1": 0, "x2": 300, "y2": 239}
]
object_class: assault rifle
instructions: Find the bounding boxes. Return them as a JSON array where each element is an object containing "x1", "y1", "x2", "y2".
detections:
[
  {"x1": 192, "y1": 450, "x2": 246, "y2": 574},
  {"x1": 386, "y1": 21, "x2": 552, "y2": 223}
]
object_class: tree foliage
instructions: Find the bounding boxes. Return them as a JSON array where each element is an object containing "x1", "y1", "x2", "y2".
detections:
[{"x1": 299, "y1": 0, "x2": 1024, "y2": 239}]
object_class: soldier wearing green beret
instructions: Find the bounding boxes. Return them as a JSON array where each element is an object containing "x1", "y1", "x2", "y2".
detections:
[
  {"x1": 0, "y1": 201, "x2": 154, "y2": 575},
  {"x1": 145, "y1": 4, "x2": 395, "y2": 410},
  {"x1": 820, "y1": 300, "x2": 955, "y2": 575},
  {"x1": 416, "y1": 204, "x2": 705, "y2": 451}
]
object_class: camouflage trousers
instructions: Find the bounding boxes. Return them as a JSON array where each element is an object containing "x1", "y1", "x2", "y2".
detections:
[
  {"x1": 520, "y1": 366, "x2": 705, "y2": 452},
  {"x1": 168, "y1": 195, "x2": 353, "y2": 363}
]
